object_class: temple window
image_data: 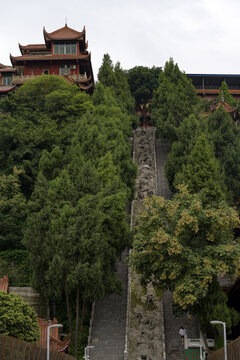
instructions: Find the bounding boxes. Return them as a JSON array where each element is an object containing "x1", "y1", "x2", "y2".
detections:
[
  {"x1": 43, "y1": 69, "x2": 49, "y2": 75},
  {"x1": 2, "y1": 73, "x2": 12, "y2": 86},
  {"x1": 60, "y1": 65, "x2": 71, "y2": 75},
  {"x1": 53, "y1": 43, "x2": 77, "y2": 55}
]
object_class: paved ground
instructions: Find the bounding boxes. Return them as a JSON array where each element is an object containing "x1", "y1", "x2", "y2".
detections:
[
  {"x1": 155, "y1": 138, "x2": 200, "y2": 360},
  {"x1": 155, "y1": 138, "x2": 172, "y2": 200},
  {"x1": 89, "y1": 250, "x2": 128, "y2": 360}
]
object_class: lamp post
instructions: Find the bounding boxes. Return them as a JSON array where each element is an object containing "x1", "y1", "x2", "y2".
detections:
[
  {"x1": 210, "y1": 320, "x2": 227, "y2": 360},
  {"x1": 47, "y1": 323, "x2": 63, "y2": 360}
]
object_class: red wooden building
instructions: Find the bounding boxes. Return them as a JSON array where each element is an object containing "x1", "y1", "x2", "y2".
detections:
[{"x1": 0, "y1": 24, "x2": 94, "y2": 96}]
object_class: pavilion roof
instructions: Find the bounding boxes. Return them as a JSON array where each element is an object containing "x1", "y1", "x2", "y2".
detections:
[
  {"x1": 0, "y1": 275, "x2": 9, "y2": 292},
  {"x1": 43, "y1": 24, "x2": 85, "y2": 42},
  {"x1": 19, "y1": 43, "x2": 48, "y2": 54},
  {"x1": 201, "y1": 100, "x2": 240, "y2": 118}
]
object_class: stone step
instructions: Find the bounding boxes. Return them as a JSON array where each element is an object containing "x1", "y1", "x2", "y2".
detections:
[{"x1": 89, "y1": 250, "x2": 128, "y2": 360}]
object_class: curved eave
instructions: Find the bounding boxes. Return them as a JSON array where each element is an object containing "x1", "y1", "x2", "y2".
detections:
[
  {"x1": 19, "y1": 43, "x2": 47, "y2": 55},
  {"x1": 0, "y1": 85, "x2": 16, "y2": 93},
  {"x1": 200, "y1": 101, "x2": 239, "y2": 118},
  {"x1": 10, "y1": 53, "x2": 90, "y2": 64},
  {"x1": 78, "y1": 76, "x2": 92, "y2": 84},
  {"x1": 78, "y1": 82, "x2": 94, "y2": 90},
  {"x1": 43, "y1": 26, "x2": 85, "y2": 43}
]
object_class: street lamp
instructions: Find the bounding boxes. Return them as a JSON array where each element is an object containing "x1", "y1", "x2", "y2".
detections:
[
  {"x1": 210, "y1": 320, "x2": 227, "y2": 360},
  {"x1": 84, "y1": 345, "x2": 94, "y2": 360},
  {"x1": 47, "y1": 323, "x2": 63, "y2": 360}
]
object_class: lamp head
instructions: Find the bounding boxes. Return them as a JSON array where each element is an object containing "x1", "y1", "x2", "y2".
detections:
[{"x1": 210, "y1": 320, "x2": 225, "y2": 325}]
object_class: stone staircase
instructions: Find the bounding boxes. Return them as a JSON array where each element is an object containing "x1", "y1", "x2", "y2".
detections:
[
  {"x1": 155, "y1": 138, "x2": 200, "y2": 360},
  {"x1": 89, "y1": 250, "x2": 128, "y2": 360}
]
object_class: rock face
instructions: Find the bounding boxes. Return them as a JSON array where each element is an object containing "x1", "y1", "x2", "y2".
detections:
[{"x1": 127, "y1": 128, "x2": 165, "y2": 360}]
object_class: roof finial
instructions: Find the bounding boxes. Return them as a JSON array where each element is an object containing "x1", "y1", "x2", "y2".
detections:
[
  {"x1": 221, "y1": 90, "x2": 224, "y2": 102},
  {"x1": 65, "y1": 17, "x2": 67, "y2": 26}
]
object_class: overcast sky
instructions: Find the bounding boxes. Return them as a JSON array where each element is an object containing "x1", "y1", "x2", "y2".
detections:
[{"x1": 1, "y1": 0, "x2": 240, "y2": 77}]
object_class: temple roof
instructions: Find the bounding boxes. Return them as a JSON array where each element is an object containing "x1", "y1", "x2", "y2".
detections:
[
  {"x1": 19, "y1": 43, "x2": 48, "y2": 54},
  {"x1": 201, "y1": 100, "x2": 240, "y2": 118},
  {"x1": 43, "y1": 24, "x2": 85, "y2": 42},
  {"x1": 0, "y1": 86, "x2": 16, "y2": 92},
  {"x1": 0, "y1": 66, "x2": 15, "y2": 73},
  {"x1": 10, "y1": 53, "x2": 90, "y2": 65}
]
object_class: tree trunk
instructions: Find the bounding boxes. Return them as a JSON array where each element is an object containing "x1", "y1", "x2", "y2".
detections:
[
  {"x1": 80, "y1": 298, "x2": 86, "y2": 329},
  {"x1": 65, "y1": 289, "x2": 73, "y2": 334},
  {"x1": 74, "y1": 284, "x2": 80, "y2": 357}
]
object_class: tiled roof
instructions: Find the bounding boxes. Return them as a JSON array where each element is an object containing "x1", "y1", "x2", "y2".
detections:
[
  {"x1": 201, "y1": 101, "x2": 239, "y2": 117},
  {"x1": 0, "y1": 275, "x2": 9, "y2": 292},
  {"x1": 19, "y1": 43, "x2": 48, "y2": 54},
  {"x1": 0, "y1": 67, "x2": 15, "y2": 73},
  {"x1": 43, "y1": 24, "x2": 85, "y2": 41},
  {"x1": 0, "y1": 86, "x2": 15, "y2": 93},
  {"x1": 10, "y1": 53, "x2": 90, "y2": 64},
  {"x1": 19, "y1": 44, "x2": 47, "y2": 50}
]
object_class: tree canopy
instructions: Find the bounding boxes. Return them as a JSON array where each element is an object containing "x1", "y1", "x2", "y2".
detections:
[
  {"x1": 0, "y1": 76, "x2": 93, "y2": 198},
  {"x1": 151, "y1": 58, "x2": 198, "y2": 142},
  {"x1": 0, "y1": 171, "x2": 26, "y2": 251},
  {"x1": 0, "y1": 290, "x2": 40, "y2": 343},
  {"x1": 131, "y1": 185, "x2": 240, "y2": 312},
  {"x1": 126, "y1": 65, "x2": 161, "y2": 107}
]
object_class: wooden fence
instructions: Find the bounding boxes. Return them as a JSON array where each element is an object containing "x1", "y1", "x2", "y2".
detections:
[
  {"x1": 0, "y1": 334, "x2": 76, "y2": 360},
  {"x1": 208, "y1": 336, "x2": 240, "y2": 360}
]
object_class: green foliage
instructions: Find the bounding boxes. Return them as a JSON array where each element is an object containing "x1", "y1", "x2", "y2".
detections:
[
  {"x1": 24, "y1": 118, "x2": 132, "y2": 300},
  {"x1": 97, "y1": 54, "x2": 137, "y2": 125},
  {"x1": 0, "y1": 76, "x2": 93, "y2": 198},
  {"x1": 151, "y1": 58, "x2": 198, "y2": 142},
  {"x1": 0, "y1": 290, "x2": 40, "y2": 342},
  {"x1": 165, "y1": 114, "x2": 203, "y2": 191},
  {"x1": 193, "y1": 279, "x2": 240, "y2": 333},
  {"x1": 0, "y1": 172, "x2": 26, "y2": 250},
  {"x1": 0, "y1": 250, "x2": 31, "y2": 286},
  {"x1": 207, "y1": 107, "x2": 240, "y2": 201},
  {"x1": 131, "y1": 185, "x2": 240, "y2": 311},
  {"x1": 174, "y1": 133, "x2": 225, "y2": 203},
  {"x1": 217, "y1": 81, "x2": 237, "y2": 107},
  {"x1": 126, "y1": 66, "x2": 161, "y2": 107}
]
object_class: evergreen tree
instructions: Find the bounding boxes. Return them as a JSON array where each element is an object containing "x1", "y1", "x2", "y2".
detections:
[
  {"x1": 217, "y1": 81, "x2": 237, "y2": 107},
  {"x1": 0, "y1": 171, "x2": 26, "y2": 250},
  {"x1": 165, "y1": 114, "x2": 203, "y2": 191},
  {"x1": 151, "y1": 58, "x2": 198, "y2": 142},
  {"x1": 174, "y1": 133, "x2": 225, "y2": 203},
  {"x1": 207, "y1": 107, "x2": 240, "y2": 201}
]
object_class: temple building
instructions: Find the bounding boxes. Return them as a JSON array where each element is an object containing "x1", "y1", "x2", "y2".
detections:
[
  {"x1": 0, "y1": 64, "x2": 16, "y2": 97},
  {"x1": 0, "y1": 24, "x2": 94, "y2": 96},
  {"x1": 187, "y1": 74, "x2": 240, "y2": 100}
]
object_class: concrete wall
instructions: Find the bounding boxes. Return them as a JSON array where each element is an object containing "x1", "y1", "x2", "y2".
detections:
[{"x1": 9, "y1": 287, "x2": 50, "y2": 319}]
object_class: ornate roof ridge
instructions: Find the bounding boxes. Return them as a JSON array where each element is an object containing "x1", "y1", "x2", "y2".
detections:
[{"x1": 201, "y1": 100, "x2": 238, "y2": 117}]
